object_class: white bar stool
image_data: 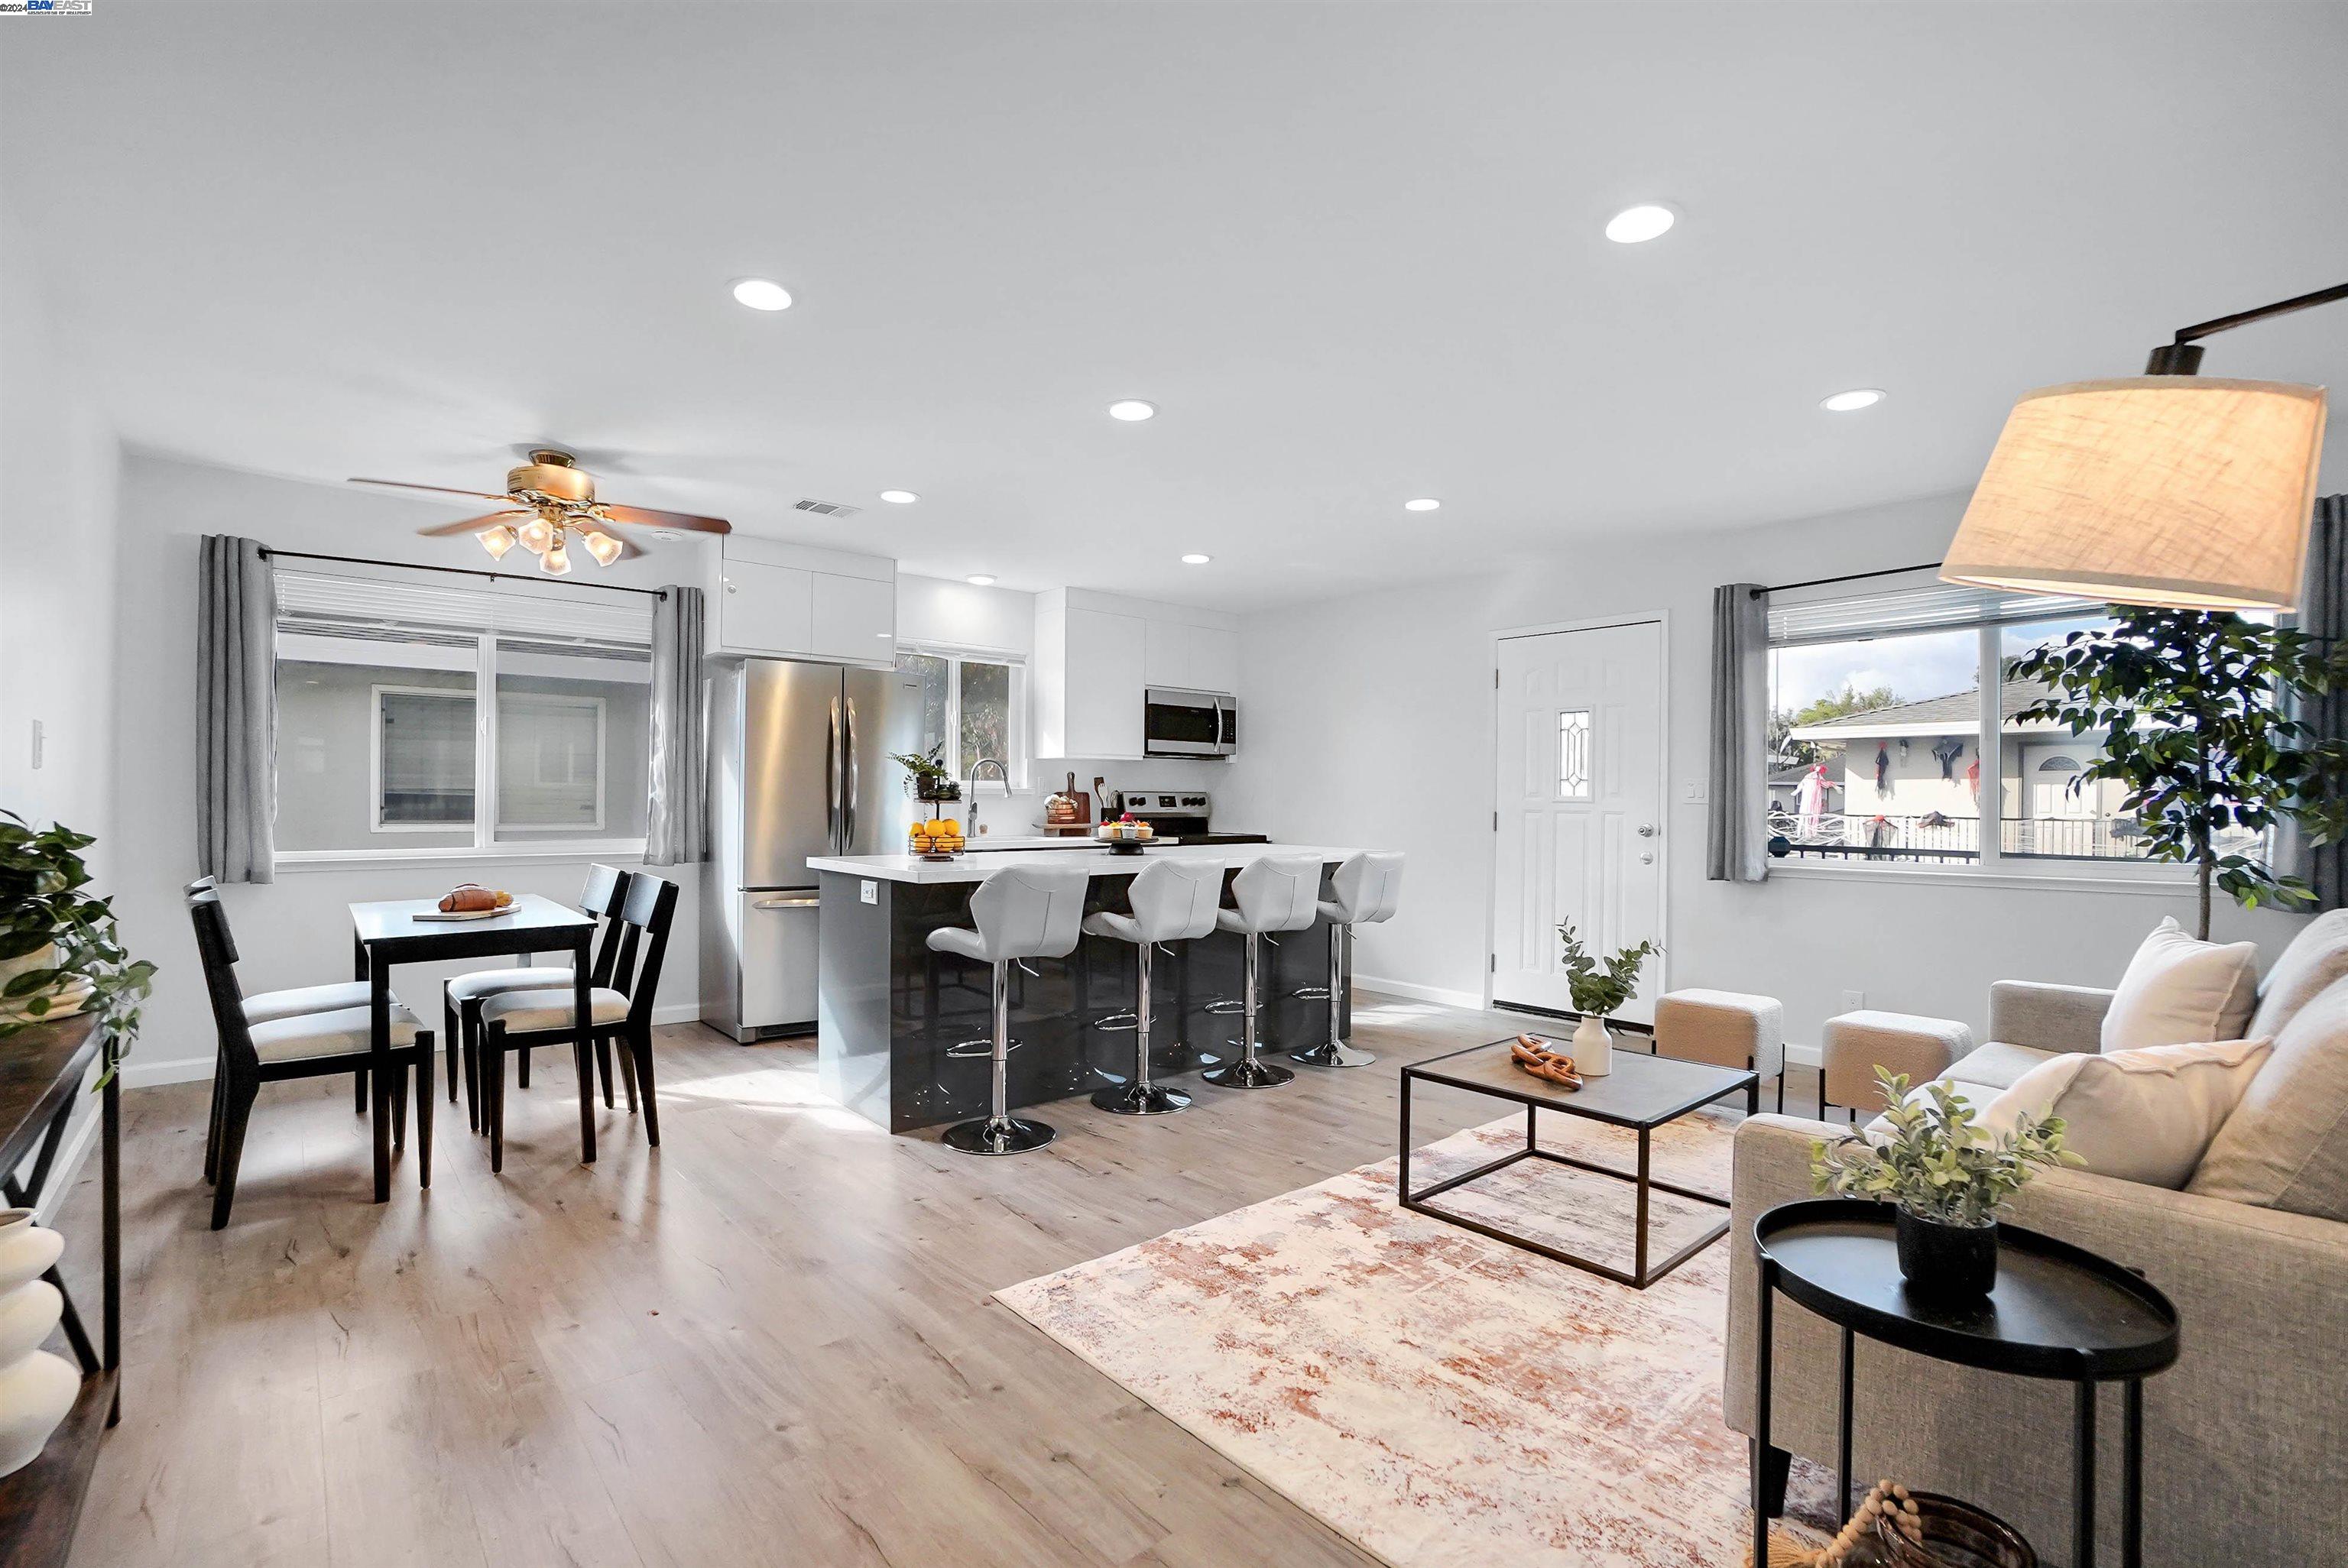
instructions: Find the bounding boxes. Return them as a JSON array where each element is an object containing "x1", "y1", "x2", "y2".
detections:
[
  {"x1": 927, "y1": 862, "x2": 1090, "y2": 1155},
  {"x1": 1290, "y1": 850, "x2": 1403, "y2": 1069},
  {"x1": 1205, "y1": 854, "x2": 1323, "y2": 1090},
  {"x1": 1084, "y1": 859, "x2": 1225, "y2": 1116}
]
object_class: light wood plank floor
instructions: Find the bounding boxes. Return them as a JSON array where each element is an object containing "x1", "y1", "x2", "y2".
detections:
[{"x1": 49, "y1": 995, "x2": 1822, "y2": 1568}]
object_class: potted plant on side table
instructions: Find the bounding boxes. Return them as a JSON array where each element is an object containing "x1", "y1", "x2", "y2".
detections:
[
  {"x1": 1811, "y1": 1068, "x2": 2077, "y2": 1299},
  {"x1": 0, "y1": 811, "x2": 154, "y2": 1054},
  {"x1": 1553, "y1": 921, "x2": 1658, "y2": 1078}
]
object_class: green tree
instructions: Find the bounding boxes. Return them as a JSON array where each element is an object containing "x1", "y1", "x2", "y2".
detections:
[
  {"x1": 2013, "y1": 608, "x2": 2348, "y2": 938},
  {"x1": 1772, "y1": 684, "x2": 1899, "y2": 766}
]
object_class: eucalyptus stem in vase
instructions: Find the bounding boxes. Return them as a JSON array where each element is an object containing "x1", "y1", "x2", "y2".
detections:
[{"x1": 1554, "y1": 921, "x2": 1658, "y2": 1078}]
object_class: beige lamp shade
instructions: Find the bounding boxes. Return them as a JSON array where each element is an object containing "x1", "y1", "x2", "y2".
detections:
[{"x1": 1941, "y1": 375, "x2": 2327, "y2": 611}]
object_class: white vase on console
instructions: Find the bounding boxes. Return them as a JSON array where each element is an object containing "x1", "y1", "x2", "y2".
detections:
[
  {"x1": 1570, "y1": 1014, "x2": 1614, "y2": 1077},
  {"x1": 0, "y1": 1208, "x2": 79, "y2": 1477}
]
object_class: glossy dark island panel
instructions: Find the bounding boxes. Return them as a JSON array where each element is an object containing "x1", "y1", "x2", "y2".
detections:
[{"x1": 816, "y1": 864, "x2": 1352, "y2": 1133}]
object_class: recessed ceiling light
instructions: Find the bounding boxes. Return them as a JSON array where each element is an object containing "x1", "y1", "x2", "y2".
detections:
[
  {"x1": 878, "y1": 489, "x2": 919, "y2": 504},
  {"x1": 1108, "y1": 400, "x2": 1157, "y2": 422},
  {"x1": 1404, "y1": 497, "x2": 1442, "y2": 512},
  {"x1": 966, "y1": 574, "x2": 997, "y2": 586},
  {"x1": 1821, "y1": 387, "x2": 1886, "y2": 413},
  {"x1": 1604, "y1": 205, "x2": 1675, "y2": 244},
  {"x1": 730, "y1": 277, "x2": 793, "y2": 311},
  {"x1": 1181, "y1": 553, "x2": 1211, "y2": 565}
]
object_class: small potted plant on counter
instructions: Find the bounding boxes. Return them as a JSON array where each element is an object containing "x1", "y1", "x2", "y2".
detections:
[
  {"x1": 0, "y1": 811, "x2": 155, "y2": 1065},
  {"x1": 888, "y1": 744, "x2": 961, "y2": 804},
  {"x1": 1811, "y1": 1068, "x2": 2077, "y2": 1300},
  {"x1": 1554, "y1": 921, "x2": 1658, "y2": 1077}
]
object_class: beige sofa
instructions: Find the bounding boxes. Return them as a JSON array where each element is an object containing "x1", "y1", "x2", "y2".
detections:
[{"x1": 1722, "y1": 977, "x2": 2348, "y2": 1567}]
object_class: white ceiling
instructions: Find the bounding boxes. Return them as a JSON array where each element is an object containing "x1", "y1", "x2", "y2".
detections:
[{"x1": 6, "y1": 2, "x2": 2345, "y2": 610}]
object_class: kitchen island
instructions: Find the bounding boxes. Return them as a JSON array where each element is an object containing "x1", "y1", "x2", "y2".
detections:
[{"x1": 807, "y1": 844, "x2": 1368, "y2": 1132}]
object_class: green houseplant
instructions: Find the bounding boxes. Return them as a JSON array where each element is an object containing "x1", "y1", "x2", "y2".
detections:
[
  {"x1": 1554, "y1": 921, "x2": 1659, "y2": 1078},
  {"x1": 887, "y1": 743, "x2": 961, "y2": 804},
  {"x1": 2012, "y1": 607, "x2": 2348, "y2": 939},
  {"x1": 0, "y1": 812, "x2": 154, "y2": 1072},
  {"x1": 1811, "y1": 1069, "x2": 2077, "y2": 1297}
]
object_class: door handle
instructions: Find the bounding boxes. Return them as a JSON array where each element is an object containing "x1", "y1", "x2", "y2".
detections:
[
  {"x1": 825, "y1": 698, "x2": 843, "y2": 853},
  {"x1": 754, "y1": 896, "x2": 820, "y2": 910},
  {"x1": 844, "y1": 697, "x2": 860, "y2": 847},
  {"x1": 1637, "y1": 823, "x2": 1657, "y2": 837}
]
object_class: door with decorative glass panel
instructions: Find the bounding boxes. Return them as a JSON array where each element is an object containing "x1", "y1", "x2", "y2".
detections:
[{"x1": 1490, "y1": 620, "x2": 1666, "y2": 1022}]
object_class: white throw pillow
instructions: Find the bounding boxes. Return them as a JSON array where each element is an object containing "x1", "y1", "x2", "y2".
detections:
[
  {"x1": 1979, "y1": 1038, "x2": 2272, "y2": 1188},
  {"x1": 2100, "y1": 917, "x2": 2259, "y2": 1051}
]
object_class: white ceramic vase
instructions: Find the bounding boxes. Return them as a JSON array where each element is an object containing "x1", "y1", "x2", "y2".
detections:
[
  {"x1": 1570, "y1": 1014, "x2": 1614, "y2": 1077},
  {"x1": 0, "y1": 1208, "x2": 79, "y2": 1478}
]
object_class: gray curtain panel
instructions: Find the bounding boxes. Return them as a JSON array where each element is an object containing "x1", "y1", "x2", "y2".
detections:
[
  {"x1": 644, "y1": 585, "x2": 709, "y2": 867},
  {"x1": 2294, "y1": 495, "x2": 2347, "y2": 909},
  {"x1": 1706, "y1": 582, "x2": 1770, "y2": 883},
  {"x1": 196, "y1": 535, "x2": 277, "y2": 883}
]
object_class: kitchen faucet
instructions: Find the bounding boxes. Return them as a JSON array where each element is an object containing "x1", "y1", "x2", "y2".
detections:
[{"x1": 966, "y1": 758, "x2": 1009, "y2": 835}]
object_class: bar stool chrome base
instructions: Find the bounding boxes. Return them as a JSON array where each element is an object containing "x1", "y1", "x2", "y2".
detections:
[
  {"x1": 1091, "y1": 1080, "x2": 1191, "y2": 1115},
  {"x1": 1204, "y1": 1050, "x2": 1294, "y2": 1089},
  {"x1": 1289, "y1": 1040, "x2": 1376, "y2": 1069},
  {"x1": 942, "y1": 1114, "x2": 1058, "y2": 1155}
]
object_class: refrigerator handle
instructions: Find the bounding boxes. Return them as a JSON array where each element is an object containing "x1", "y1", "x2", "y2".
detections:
[
  {"x1": 825, "y1": 697, "x2": 843, "y2": 853},
  {"x1": 844, "y1": 697, "x2": 860, "y2": 849}
]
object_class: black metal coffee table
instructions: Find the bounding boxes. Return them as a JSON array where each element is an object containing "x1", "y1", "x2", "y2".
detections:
[
  {"x1": 1750, "y1": 1198, "x2": 2181, "y2": 1568},
  {"x1": 1398, "y1": 1038, "x2": 1755, "y2": 1288}
]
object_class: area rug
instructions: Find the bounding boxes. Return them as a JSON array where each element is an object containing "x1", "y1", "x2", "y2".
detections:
[{"x1": 996, "y1": 1104, "x2": 1831, "y2": 1568}]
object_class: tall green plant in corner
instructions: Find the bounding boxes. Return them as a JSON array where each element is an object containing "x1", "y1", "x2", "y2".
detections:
[
  {"x1": 0, "y1": 812, "x2": 155, "y2": 1075},
  {"x1": 2012, "y1": 607, "x2": 2348, "y2": 938}
]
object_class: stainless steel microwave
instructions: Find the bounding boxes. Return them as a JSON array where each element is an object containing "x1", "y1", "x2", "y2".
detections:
[{"x1": 1143, "y1": 687, "x2": 1237, "y2": 758}]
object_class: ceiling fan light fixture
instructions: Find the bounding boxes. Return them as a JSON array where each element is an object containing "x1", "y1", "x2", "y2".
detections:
[
  {"x1": 517, "y1": 516, "x2": 556, "y2": 554},
  {"x1": 582, "y1": 530, "x2": 623, "y2": 567},
  {"x1": 540, "y1": 541, "x2": 572, "y2": 575},
  {"x1": 477, "y1": 524, "x2": 517, "y2": 560}
]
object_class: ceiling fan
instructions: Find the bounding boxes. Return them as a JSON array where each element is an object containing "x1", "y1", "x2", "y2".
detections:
[{"x1": 349, "y1": 449, "x2": 731, "y2": 575}]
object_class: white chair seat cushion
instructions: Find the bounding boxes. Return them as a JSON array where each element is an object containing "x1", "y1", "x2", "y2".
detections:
[
  {"x1": 446, "y1": 965, "x2": 573, "y2": 1003},
  {"x1": 1082, "y1": 910, "x2": 1143, "y2": 944},
  {"x1": 248, "y1": 1003, "x2": 423, "y2": 1063},
  {"x1": 927, "y1": 927, "x2": 989, "y2": 963},
  {"x1": 478, "y1": 985, "x2": 631, "y2": 1032},
  {"x1": 242, "y1": 981, "x2": 374, "y2": 1025},
  {"x1": 1980, "y1": 1038, "x2": 2273, "y2": 1189},
  {"x1": 2103, "y1": 916, "x2": 2259, "y2": 1051}
]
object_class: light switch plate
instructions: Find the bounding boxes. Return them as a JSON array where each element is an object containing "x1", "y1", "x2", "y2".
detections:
[
  {"x1": 1679, "y1": 782, "x2": 1707, "y2": 804},
  {"x1": 861, "y1": 880, "x2": 877, "y2": 905}
]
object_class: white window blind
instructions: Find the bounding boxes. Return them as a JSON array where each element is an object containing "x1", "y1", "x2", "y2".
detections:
[{"x1": 1767, "y1": 584, "x2": 2105, "y2": 646}]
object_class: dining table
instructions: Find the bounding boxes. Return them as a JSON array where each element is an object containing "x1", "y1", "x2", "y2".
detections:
[{"x1": 347, "y1": 893, "x2": 598, "y2": 1199}]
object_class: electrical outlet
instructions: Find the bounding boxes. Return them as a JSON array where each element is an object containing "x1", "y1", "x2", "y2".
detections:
[
  {"x1": 861, "y1": 880, "x2": 878, "y2": 905},
  {"x1": 1840, "y1": 989, "x2": 1865, "y2": 1013}
]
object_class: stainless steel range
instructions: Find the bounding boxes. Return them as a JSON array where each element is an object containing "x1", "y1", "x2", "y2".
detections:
[{"x1": 1109, "y1": 790, "x2": 1267, "y2": 845}]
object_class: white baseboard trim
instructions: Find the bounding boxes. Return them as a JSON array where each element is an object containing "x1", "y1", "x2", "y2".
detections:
[
  {"x1": 121, "y1": 1003, "x2": 705, "y2": 1090},
  {"x1": 1354, "y1": 975, "x2": 1488, "y2": 1012}
]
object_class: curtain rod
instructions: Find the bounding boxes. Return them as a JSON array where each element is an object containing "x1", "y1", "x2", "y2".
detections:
[
  {"x1": 261, "y1": 547, "x2": 668, "y2": 598},
  {"x1": 1750, "y1": 561, "x2": 1945, "y2": 598}
]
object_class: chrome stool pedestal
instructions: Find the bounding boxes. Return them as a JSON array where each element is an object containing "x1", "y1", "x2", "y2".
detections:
[
  {"x1": 1084, "y1": 858, "x2": 1223, "y2": 1116},
  {"x1": 1203, "y1": 854, "x2": 1324, "y2": 1090},
  {"x1": 929, "y1": 862, "x2": 1089, "y2": 1156}
]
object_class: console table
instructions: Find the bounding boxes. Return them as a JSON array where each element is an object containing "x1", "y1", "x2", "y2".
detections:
[{"x1": 0, "y1": 1012, "x2": 122, "y2": 1568}]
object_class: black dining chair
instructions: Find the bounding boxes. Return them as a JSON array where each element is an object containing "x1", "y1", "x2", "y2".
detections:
[
  {"x1": 443, "y1": 863, "x2": 634, "y2": 1130},
  {"x1": 188, "y1": 891, "x2": 434, "y2": 1228},
  {"x1": 474, "y1": 873, "x2": 676, "y2": 1173}
]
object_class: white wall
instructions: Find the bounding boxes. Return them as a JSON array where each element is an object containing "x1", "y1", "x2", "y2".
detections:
[
  {"x1": 2, "y1": 204, "x2": 121, "y2": 871},
  {"x1": 1221, "y1": 491, "x2": 2311, "y2": 1047},
  {"x1": 894, "y1": 573, "x2": 1231, "y2": 834},
  {"x1": 108, "y1": 455, "x2": 708, "y2": 1084}
]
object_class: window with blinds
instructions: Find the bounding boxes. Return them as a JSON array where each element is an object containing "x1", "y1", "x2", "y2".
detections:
[{"x1": 274, "y1": 567, "x2": 653, "y2": 856}]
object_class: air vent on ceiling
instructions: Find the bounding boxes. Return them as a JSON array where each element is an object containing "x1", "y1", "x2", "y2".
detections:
[{"x1": 794, "y1": 497, "x2": 863, "y2": 518}]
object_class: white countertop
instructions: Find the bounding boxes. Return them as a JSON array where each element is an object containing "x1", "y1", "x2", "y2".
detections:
[{"x1": 807, "y1": 842, "x2": 1367, "y2": 885}]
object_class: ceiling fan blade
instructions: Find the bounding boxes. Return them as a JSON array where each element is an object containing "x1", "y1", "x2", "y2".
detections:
[
  {"x1": 415, "y1": 511, "x2": 533, "y2": 538},
  {"x1": 596, "y1": 503, "x2": 732, "y2": 534},
  {"x1": 351, "y1": 477, "x2": 522, "y2": 504}
]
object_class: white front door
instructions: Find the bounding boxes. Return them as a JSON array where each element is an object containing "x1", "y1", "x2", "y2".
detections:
[{"x1": 1490, "y1": 620, "x2": 1667, "y2": 1022}]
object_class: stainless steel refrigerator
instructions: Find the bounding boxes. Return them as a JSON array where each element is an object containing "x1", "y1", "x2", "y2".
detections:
[{"x1": 700, "y1": 657, "x2": 921, "y2": 1040}]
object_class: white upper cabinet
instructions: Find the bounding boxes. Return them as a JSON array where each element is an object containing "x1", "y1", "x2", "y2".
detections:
[
  {"x1": 709, "y1": 537, "x2": 895, "y2": 666},
  {"x1": 1033, "y1": 589, "x2": 1237, "y2": 760},
  {"x1": 1143, "y1": 617, "x2": 1238, "y2": 693}
]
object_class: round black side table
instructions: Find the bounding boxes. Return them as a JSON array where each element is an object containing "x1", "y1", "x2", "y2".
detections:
[{"x1": 1750, "y1": 1199, "x2": 2179, "y2": 1568}]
